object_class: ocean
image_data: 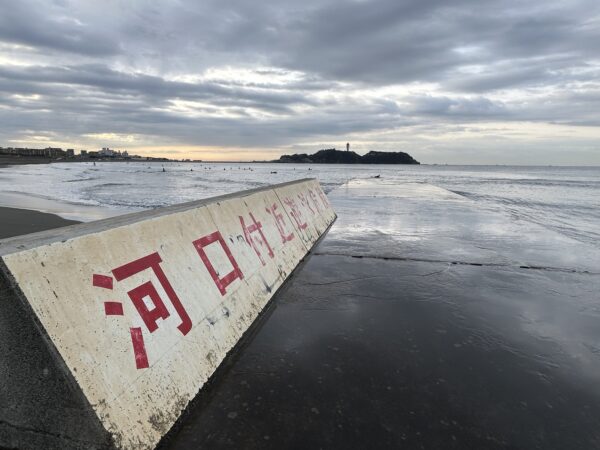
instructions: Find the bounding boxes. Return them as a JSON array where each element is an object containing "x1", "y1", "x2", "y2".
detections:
[{"x1": 0, "y1": 162, "x2": 599, "y2": 249}]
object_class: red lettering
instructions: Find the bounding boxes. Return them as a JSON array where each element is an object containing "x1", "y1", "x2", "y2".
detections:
[
  {"x1": 112, "y1": 252, "x2": 192, "y2": 335},
  {"x1": 93, "y1": 251, "x2": 192, "y2": 369},
  {"x1": 240, "y1": 213, "x2": 274, "y2": 266},
  {"x1": 93, "y1": 273, "x2": 113, "y2": 289},
  {"x1": 193, "y1": 231, "x2": 244, "y2": 295},
  {"x1": 127, "y1": 281, "x2": 170, "y2": 333},
  {"x1": 130, "y1": 327, "x2": 149, "y2": 370},
  {"x1": 308, "y1": 189, "x2": 322, "y2": 213},
  {"x1": 104, "y1": 301, "x2": 124, "y2": 316},
  {"x1": 266, "y1": 203, "x2": 294, "y2": 243},
  {"x1": 298, "y1": 192, "x2": 315, "y2": 215},
  {"x1": 284, "y1": 197, "x2": 308, "y2": 230},
  {"x1": 318, "y1": 188, "x2": 330, "y2": 208}
]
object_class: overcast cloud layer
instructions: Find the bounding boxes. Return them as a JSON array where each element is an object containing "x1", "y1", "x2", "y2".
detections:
[{"x1": 1, "y1": 0, "x2": 599, "y2": 163}]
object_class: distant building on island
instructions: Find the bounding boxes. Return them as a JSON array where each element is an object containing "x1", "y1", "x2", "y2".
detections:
[{"x1": 346, "y1": 142, "x2": 350, "y2": 152}]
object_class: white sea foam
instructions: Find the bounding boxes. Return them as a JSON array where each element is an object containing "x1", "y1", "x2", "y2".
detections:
[{"x1": 1, "y1": 162, "x2": 599, "y2": 248}]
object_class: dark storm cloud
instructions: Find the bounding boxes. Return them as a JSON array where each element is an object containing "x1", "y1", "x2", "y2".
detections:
[
  {"x1": 0, "y1": 63, "x2": 318, "y2": 115},
  {"x1": 446, "y1": 65, "x2": 551, "y2": 93},
  {"x1": 194, "y1": 0, "x2": 599, "y2": 86},
  {"x1": 0, "y1": 0, "x2": 119, "y2": 56},
  {"x1": 0, "y1": 0, "x2": 599, "y2": 159},
  {"x1": 406, "y1": 95, "x2": 509, "y2": 119}
]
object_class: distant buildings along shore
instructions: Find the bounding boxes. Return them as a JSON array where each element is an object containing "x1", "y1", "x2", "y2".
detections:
[{"x1": 0, "y1": 146, "x2": 189, "y2": 162}]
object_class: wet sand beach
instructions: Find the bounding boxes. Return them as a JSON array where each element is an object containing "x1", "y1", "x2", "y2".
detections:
[{"x1": 0, "y1": 206, "x2": 79, "y2": 240}]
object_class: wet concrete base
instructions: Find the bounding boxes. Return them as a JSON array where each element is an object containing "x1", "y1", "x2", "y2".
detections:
[
  {"x1": 162, "y1": 179, "x2": 600, "y2": 449},
  {"x1": 164, "y1": 257, "x2": 600, "y2": 449}
]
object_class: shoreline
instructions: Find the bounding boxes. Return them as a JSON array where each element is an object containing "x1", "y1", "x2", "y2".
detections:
[
  {"x1": 4, "y1": 155, "x2": 600, "y2": 168},
  {"x1": 0, "y1": 206, "x2": 79, "y2": 240},
  {"x1": 0, "y1": 191, "x2": 131, "y2": 222}
]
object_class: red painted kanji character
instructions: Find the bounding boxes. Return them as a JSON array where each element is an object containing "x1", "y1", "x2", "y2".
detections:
[
  {"x1": 308, "y1": 189, "x2": 322, "y2": 213},
  {"x1": 266, "y1": 202, "x2": 294, "y2": 243},
  {"x1": 193, "y1": 231, "x2": 244, "y2": 295},
  {"x1": 93, "y1": 252, "x2": 192, "y2": 370},
  {"x1": 239, "y1": 212, "x2": 274, "y2": 266},
  {"x1": 297, "y1": 192, "x2": 315, "y2": 215},
  {"x1": 284, "y1": 197, "x2": 308, "y2": 230},
  {"x1": 317, "y1": 188, "x2": 330, "y2": 208}
]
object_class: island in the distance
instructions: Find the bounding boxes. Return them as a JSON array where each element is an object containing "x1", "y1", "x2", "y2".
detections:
[{"x1": 276, "y1": 148, "x2": 419, "y2": 164}]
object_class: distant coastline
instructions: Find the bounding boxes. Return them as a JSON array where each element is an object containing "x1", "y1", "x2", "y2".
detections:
[
  {"x1": 1, "y1": 145, "x2": 420, "y2": 167},
  {"x1": 0, "y1": 146, "x2": 192, "y2": 168},
  {"x1": 276, "y1": 148, "x2": 420, "y2": 164}
]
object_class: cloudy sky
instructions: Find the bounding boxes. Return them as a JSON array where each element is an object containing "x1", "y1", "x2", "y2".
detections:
[{"x1": 1, "y1": 0, "x2": 599, "y2": 163}]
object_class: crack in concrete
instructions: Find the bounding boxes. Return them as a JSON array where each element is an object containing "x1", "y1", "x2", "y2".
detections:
[
  {"x1": 0, "y1": 419, "x2": 108, "y2": 447},
  {"x1": 313, "y1": 252, "x2": 599, "y2": 276},
  {"x1": 304, "y1": 275, "x2": 384, "y2": 286}
]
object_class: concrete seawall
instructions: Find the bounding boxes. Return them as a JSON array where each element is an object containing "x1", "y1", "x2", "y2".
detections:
[{"x1": 0, "y1": 178, "x2": 335, "y2": 449}]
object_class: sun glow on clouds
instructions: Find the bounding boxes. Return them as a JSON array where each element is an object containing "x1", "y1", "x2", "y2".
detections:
[
  {"x1": 128, "y1": 145, "x2": 280, "y2": 162},
  {"x1": 202, "y1": 66, "x2": 306, "y2": 86},
  {"x1": 83, "y1": 133, "x2": 139, "y2": 142}
]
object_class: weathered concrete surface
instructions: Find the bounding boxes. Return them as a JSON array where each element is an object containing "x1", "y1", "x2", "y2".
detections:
[
  {"x1": 164, "y1": 179, "x2": 600, "y2": 449},
  {"x1": 0, "y1": 179, "x2": 335, "y2": 450}
]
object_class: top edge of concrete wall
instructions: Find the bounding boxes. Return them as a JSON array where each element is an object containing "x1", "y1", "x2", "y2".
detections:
[{"x1": 0, "y1": 178, "x2": 316, "y2": 256}]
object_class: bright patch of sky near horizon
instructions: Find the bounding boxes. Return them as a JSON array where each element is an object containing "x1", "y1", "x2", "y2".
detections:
[{"x1": 0, "y1": 0, "x2": 599, "y2": 163}]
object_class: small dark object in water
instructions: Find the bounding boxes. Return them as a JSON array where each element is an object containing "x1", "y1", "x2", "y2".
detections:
[
  {"x1": 162, "y1": 167, "x2": 166, "y2": 172},
  {"x1": 372, "y1": 174, "x2": 381, "y2": 178},
  {"x1": 271, "y1": 171, "x2": 277, "y2": 174}
]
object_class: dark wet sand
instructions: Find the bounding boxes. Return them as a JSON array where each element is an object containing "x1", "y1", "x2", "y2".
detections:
[
  {"x1": 165, "y1": 255, "x2": 600, "y2": 450},
  {"x1": 0, "y1": 207, "x2": 79, "y2": 239}
]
